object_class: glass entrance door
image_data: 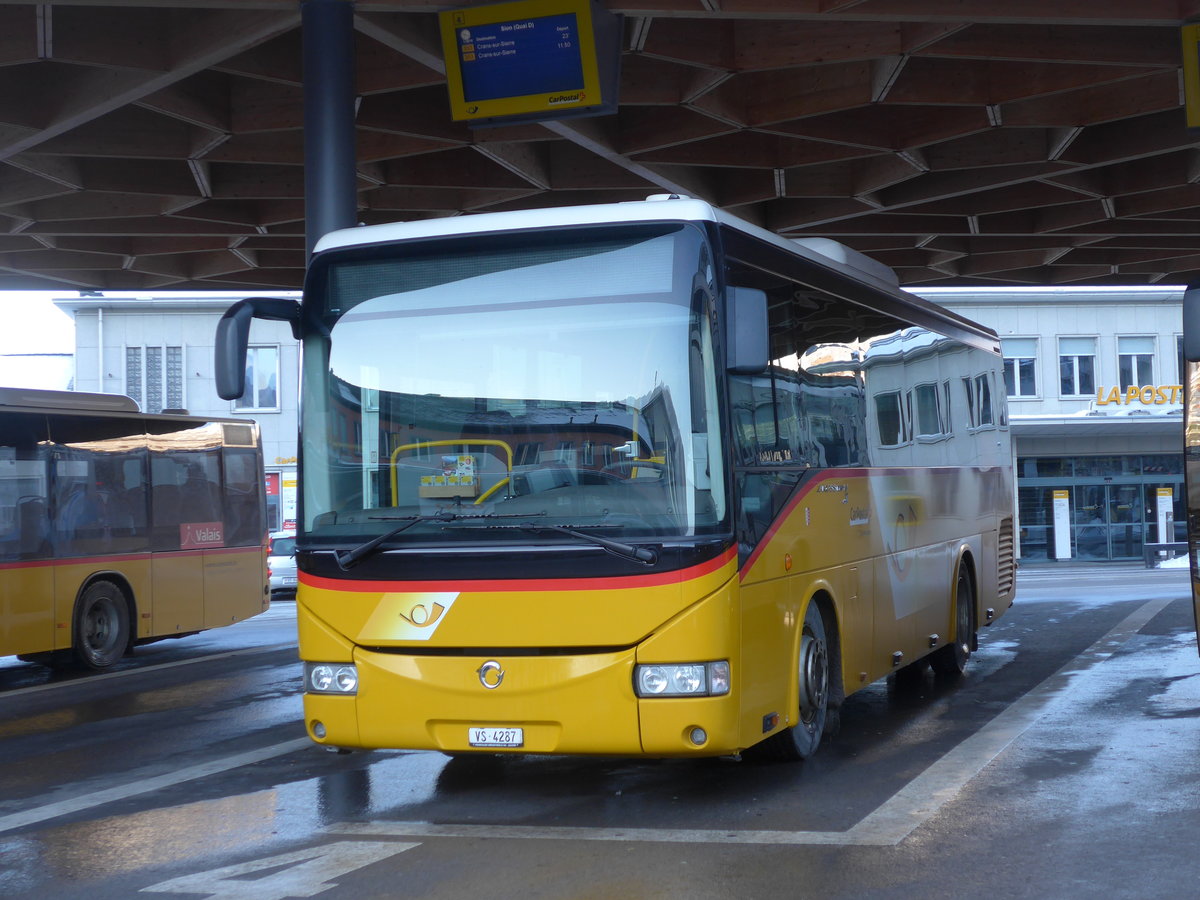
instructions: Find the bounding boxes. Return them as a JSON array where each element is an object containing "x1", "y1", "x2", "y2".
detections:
[{"x1": 1073, "y1": 484, "x2": 1144, "y2": 561}]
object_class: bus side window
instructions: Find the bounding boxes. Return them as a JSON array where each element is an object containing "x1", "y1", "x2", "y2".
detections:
[
  {"x1": 17, "y1": 496, "x2": 49, "y2": 559},
  {"x1": 55, "y1": 476, "x2": 106, "y2": 557},
  {"x1": 223, "y1": 448, "x2": 263, "y2": 547},
  {"x1": 736, "y1": 470, "x2": 803, "y2": 548},
  {"x1": 151, "y1": 458, "x2": 183, "y2": 550},
  {"x1": 180, "y1": 459, "x2": 220, "y2": 522}
]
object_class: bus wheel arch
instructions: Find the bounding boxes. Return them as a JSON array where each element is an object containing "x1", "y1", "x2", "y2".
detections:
[
  {"x1": 804, "y1": 592, "x2": 845, "y2": 737},
  {"x1": 930, "y1": 551, "x2": 976, "y2": 677},
  {"x1": 72, "y1": 575, "x2": 135, "y2": 670},
  {"x1": 752, "y1": 591, "x2": 843, "y2": 761}
]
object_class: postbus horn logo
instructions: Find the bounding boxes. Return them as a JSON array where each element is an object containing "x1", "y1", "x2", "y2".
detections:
[{"x1": 398, "y1": 600, "x2": 446, "y2": 628}]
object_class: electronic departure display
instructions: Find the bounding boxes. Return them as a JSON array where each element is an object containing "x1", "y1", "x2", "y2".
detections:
[{"x1": 440, "y1": 0, "x2": 621, "y2": 127}]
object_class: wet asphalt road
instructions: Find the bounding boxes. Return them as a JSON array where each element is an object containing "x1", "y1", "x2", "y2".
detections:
[{"x1": 0, "y1": 564, "x2": 1197, "y2": 899}]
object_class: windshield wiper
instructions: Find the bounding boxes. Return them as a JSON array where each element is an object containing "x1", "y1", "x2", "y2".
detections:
[
  {"x1": 519, "y1": 523, "x2": 659, "y2": 566},
  {"x1": 442, "y1": 519, "x2": 659, "y2": 565},
  {"x1": 334, "y1": 511, "x2": 542, "y2": 570}
]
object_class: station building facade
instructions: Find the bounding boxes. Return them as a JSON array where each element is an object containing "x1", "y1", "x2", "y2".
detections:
[
  {"x1": 53, "y1": 294, "x2": 301, "y2": 533},
  {"x1": 917, "y1": 286, "x2": 1185, "y2": 564}
]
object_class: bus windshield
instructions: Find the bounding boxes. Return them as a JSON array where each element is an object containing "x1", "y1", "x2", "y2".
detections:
[{"x1": 301, "y1": 223, "x2": 727, "y2": 546}]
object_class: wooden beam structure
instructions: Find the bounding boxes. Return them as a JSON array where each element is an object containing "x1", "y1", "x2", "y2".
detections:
[{"x1": 2, "y1": 0, "x2": 1200, "y2": 289}]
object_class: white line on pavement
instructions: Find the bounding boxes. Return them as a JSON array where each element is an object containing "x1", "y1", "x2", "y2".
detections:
[
  {"x1": 2, "y1": 642, "x2": 296, "y2": 698},
  {"x1": 0, "y1": 737, "x2": 312, "y2": 835}
]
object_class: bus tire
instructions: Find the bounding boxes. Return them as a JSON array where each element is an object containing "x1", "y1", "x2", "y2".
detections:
[
  {"x1": 754, "y1": 601, "x2": 830, "y2": 762},
  {"x1": 73, "y1": 580, "x2": 130, "y2": 670},
  {"x1": 930, "y1": 562, "x2": 974, "y2": 677}
]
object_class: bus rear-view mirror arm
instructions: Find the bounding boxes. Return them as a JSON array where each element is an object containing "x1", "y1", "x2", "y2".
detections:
[
  {"x1": 726, "y1": 286, "x2": 769, "y2": 374},
  {"x1": 215, "y1": 297, "x2": 302, "y2": 400}
]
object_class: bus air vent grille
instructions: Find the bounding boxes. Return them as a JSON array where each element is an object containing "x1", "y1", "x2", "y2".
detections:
[{"x1": 997, "y1": 516, "x2": 1016, "y2": 596}]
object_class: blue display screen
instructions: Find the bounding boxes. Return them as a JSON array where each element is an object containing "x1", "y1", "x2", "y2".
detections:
[{"x1": 456, "y1": 12, "x2": 586, "y2": 102}]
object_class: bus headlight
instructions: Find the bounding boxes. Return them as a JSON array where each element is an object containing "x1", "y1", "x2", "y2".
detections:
[
  {"x1": 634, "y1": 661, "x2": 730, "y2": 697},
  {"x1": 305, "y1": 662, "x2": 358, "y2": 695}
]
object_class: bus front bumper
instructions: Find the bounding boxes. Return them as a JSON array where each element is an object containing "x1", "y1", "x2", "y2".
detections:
[{"x1": 303, "y1": 647, "x2": 742, "y2": 757}]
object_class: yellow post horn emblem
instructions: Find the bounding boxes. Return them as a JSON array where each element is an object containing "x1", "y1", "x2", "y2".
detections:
[{"x1": 399, "y1": 601, "x2": 446, "y2": 628}]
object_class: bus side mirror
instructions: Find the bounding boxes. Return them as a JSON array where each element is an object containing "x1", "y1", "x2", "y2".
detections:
[
  {"x1": 726, "y1": 286, "x2": 769, "y2": 374},
  {"x1": 1185, "y1": 284, "x2": 1200, "y2": 362},
  {"x1": 215, "y1": 297, "x2": 303, "y2": 400}
]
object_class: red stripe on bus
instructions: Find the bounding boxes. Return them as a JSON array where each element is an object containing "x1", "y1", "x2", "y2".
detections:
[
  {"x1": 0, "y1": 545, "x2": 264, "y2": 572},
  {"x1": 300, "y1": 546, "x2": 738, "y2": 593},
  {"x1": 738, "y1": 468, "x2": 870, "y2": 579},
  {"x1": 735, "y1": 465, "x2": 1001, "y2": 578}
]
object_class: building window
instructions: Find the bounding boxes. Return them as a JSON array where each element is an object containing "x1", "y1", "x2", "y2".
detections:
[
  {"x1": 514, "y1": 442, "x2": 539, "y2": 466},
  {"x1": 234, "y1": 345, "x2": 280, "y2": 412},
  {"x1": 166, "y1": 345, "x2": 183, "y2": 409},
  {"x1": 963, "y1": 373, "x2": 995, "y2": 428},
  {"x1": 914, "y1": 382, "x2": 945, "y2": 437},
  {"x1": 1117, "y1": 336, "x2": 1154, "y2": 391},
  {"x1": 125, "y1": 344, "x2": 184, "y2": 414},
  {"x1": 875, "y1": 391, "x2": 911, "y2": 446},
  {"x1": 1059, "y1": 337, "x2": 1096, "y2": 397},
  {"x1": 1002, "y1": 338, "x2": 1037, "y2": 398}
]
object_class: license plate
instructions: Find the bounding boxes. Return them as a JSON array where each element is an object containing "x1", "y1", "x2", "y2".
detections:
[
  {"x1": 282, "y1": 577, "x2": 297, "y2": 585},
  {"x1": 468, "y1": 727, "x2": 524, "y2": 748}
]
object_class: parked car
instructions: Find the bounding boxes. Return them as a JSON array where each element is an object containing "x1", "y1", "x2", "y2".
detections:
[{"x1": 268, "y1": 531, "x2": 297, "y2": 600}]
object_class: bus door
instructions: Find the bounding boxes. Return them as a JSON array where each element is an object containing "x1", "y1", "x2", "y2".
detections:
[
  {"x1": 0, "y1": 444, "x2": 54, "y2": 657},
  {"x1": 150, "y1": 455, "x2": 206, "y2": 634}
]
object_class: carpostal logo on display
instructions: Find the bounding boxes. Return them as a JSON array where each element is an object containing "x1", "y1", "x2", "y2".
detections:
[{"x1": 548, "y1": 92, "x2": 585, "y2": 106}]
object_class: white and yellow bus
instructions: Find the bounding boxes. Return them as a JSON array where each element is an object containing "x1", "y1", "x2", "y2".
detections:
[
  {"x1": 218, "y1": 196, "x2": 1015, "y2": 759},
  {"x1": 0, "y1": 387, "x2": 269, "y2": 669}
]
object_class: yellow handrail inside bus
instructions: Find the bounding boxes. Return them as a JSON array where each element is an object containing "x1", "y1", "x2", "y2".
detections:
[
  {"x1": 389, "y1": 439, "x2": 514, "y2": 507},
  {"x1": 474, "y1": 478, "x2": 510, "y2": 505}
]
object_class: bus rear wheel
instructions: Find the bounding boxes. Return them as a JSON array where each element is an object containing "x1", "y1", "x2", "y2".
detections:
[
  {"x1": 754, "y1": 602, "x2": 830, "y2": 761},
  {"x1": 930, "y1": 563, "x2": 974, "y2": 677},
  {"x1": 73, "y1": 580, "x2": 130, "y2": 670}
]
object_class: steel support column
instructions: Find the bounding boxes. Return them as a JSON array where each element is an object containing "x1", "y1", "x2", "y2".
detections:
[{"x1": 302, "y1": 0, "x2": 358, "y2": 259}]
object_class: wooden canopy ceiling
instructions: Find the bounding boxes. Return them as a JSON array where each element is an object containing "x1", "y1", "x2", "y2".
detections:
[{"x1": 3, "y1": 1, "x2": 1200, "y2": 291}]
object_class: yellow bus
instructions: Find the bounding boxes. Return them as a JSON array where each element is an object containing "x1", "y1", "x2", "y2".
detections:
[
  {"x1": 218, "y1": 196, "x2": 1015, "y2": 760},
  {"x1": 0, "y1": 387, "x2": 269, "y2": 670}
]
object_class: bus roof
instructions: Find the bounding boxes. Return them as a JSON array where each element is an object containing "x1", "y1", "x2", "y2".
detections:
[
  {"x1": 312, "y1": 194, "x2": 900, "y2": 285},
  {"x1": 0, "y1": 387, "x2": 256, "y2": 433},
  {"x1": 313, "y1": 195, "x2": 720, "y2": 253},
  {"x1": 311, "y1": 195, "x2": 1000, "y2": 354},
  {"x1": 0, "y1": 387, "x2": 141, "y2": 413}
]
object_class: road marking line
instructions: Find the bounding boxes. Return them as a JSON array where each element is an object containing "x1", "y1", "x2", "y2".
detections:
[
  {"x1": 0, "y1": 737, "x2": 311, "y2": 835},
  {"x1": 140, "y1": 840, "x2": 419, "y2": 897},
  {"x1": 335, "y1": 821, "x2": 855, "y2": 845},
  {"x1": 333, "y1": 595, "x2": 1175, "y2": 848},
  {"x1": 1, "y1": 643, "x2": 296, "y2": 698}
]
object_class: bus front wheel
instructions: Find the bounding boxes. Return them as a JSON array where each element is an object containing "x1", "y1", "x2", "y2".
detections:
[
  {"x1": 73, "y1": 580, "x2": 130, "y2": 670},
  {"x1": 755, "y1": 601, "x2": 830, "y2": 761}
]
